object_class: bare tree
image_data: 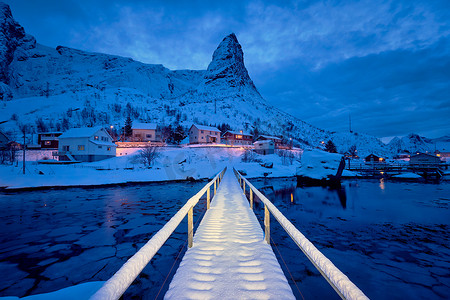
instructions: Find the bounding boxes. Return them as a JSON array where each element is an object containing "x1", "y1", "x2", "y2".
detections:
[
  {"x1": 277, "y1": 149, "x2": 295, "y2": 165},
  {"x1": 241, "y1": 149, "x2": 261, "y2": 163},
  {"x1": 140, "y1": 146, "x2": 160, "y2": 167}
]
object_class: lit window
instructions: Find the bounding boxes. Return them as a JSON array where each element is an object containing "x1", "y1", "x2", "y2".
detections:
[
  {"x1": 44, "y1": 141, "x2": 51, "y2": 145},
  {"x1": 94, "y1": 136, "x2": 99, "y2": 140},
  {"x1": 78, "y1": 145, "x2": 85, "y2": 151},
  {"x1": 107, "y1": 147, "x2": 111, "y2": 151},
  {"x1": 236, "y1": 135, "x2": 243, "y2": 139}
]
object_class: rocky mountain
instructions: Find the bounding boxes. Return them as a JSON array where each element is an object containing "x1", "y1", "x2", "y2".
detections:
[
  {"x1": 0, "y1": 2, "x2": 394, "y2": 157},
  {"x1": 388, "y1": 133, "x2": 450, "y2": 154}
]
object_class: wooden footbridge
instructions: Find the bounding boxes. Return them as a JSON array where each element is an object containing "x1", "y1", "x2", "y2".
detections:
[{"x1": 91, "y1": 168, "x2": 368, "y2": 300}]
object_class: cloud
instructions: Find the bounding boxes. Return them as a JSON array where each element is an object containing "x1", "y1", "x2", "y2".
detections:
[
  {"x1": 258, "y1": 37, "x2": 450, "y2": 138},
  {"x1": 241, "y1": 0, "x2": 450, "y2": 71},
  {"x1": 4, "y1": 0, "x2": 450, "y2": 138}
]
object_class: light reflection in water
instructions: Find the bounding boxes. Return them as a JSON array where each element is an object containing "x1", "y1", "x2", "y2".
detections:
[{"x1": 379, "y1": 178, "x2": 385, "y2": 191}]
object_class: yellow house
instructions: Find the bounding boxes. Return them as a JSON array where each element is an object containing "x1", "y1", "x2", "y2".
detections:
[{"x1": 189, "y1": 124, "x2": 221, "y2": 144}]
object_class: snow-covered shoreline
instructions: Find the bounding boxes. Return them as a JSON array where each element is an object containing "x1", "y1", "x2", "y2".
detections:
[{"x1": 0, "y1": 147, "x2": 302, "y2": 190}]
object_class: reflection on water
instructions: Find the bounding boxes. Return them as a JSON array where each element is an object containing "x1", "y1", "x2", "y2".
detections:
[
  {"x1": 379, "y1": 178, "x2": 385, "y2": 191},
  {"x1": 250, "y1": 178, "x2": 450, "y2": 299},
  {"x1": 258, "y1": 181, "x2": 348, "y2": 210}
]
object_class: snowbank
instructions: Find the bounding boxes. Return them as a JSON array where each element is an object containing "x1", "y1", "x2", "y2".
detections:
[
  {"x1": 297, "y1": 149, "x2": 343, "y2": 180},
  {"x1": 392, "y1": 172, "x2": 422, "y2": 179}
]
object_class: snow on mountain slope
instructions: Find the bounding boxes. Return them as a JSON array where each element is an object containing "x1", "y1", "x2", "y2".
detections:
[
  {"x1": 0, "y1": 2, "x2": 394, "y2": 157},
  {"x1": 388, "y1": 133, "x2": 450, "y2": 153}
]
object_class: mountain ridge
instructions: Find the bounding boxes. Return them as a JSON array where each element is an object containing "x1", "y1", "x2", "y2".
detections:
[{"x1": 0, "y1": 2, "x2": 401, "y2": 157}]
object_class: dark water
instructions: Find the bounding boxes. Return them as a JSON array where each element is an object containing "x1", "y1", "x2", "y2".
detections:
[
  {"x1": 0, "y1": 182, "x2": 208, "y2": 299},
  {"x1": 1, "y1": 179, "x2": 449, "y2": 299},
  {"x1": 250, "y1": 178, "x2": 450, "y2": 299}
]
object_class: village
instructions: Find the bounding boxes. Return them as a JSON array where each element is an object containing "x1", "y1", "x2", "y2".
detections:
[
  {"x1": 0, "y1": 122, "x2": 291, "y2": 163},
  {"x1": 0, "y1": 121, "x2": 449, "y2": 190}
]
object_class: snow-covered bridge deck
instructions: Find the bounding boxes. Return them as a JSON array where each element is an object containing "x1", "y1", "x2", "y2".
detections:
[{"x1": 164, "y1": 170, "x2": 295, "y2": 299}]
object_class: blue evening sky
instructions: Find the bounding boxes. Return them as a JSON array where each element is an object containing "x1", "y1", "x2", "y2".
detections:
[{"x1": 6, "y1": 0, "x2": 450, "y2": 139}]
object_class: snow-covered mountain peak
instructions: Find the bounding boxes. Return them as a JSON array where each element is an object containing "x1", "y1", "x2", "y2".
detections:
[{"x1": 198, "y1": 33, "x2": 259, "y2": 96}]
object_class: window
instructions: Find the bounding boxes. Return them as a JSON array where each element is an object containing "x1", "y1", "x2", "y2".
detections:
[
  {"x1": 146, "y1": 134, "x2": 152, "y2": 138},
  {"x1": 236, "y1": 135, "x2": 243, "y2": 139},
  {"x1": 94, "y1": 136, "x2": 99, "y2": 140},
  {"x1": 201, "y1": 136, "x2": 204, "y2": 139},
  {"x1": 98, "y1": 146, "x2": 102, "y2": 149},
  {"x1": 44, "y1": 141, "x2": 51, "y2": 145},
  {"x1": 107, "y1": 147, "x2": 111, "y2": 151},
  {"x1": 201, "y1": 130, "x2": 204, "y2": 133},
  {"x1": 78, "y1": 145, "x2": 85, "y2": 151},
  {"x1": 63, "y1": 145, "x2": 70, "y2": 151}
]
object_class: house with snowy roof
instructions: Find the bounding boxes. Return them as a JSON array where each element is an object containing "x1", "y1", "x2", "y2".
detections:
[
  {"x1": 38, "y1": 132, "x2": 62, "y2": 149},
  {"x1": 131, "y1": 123, "x2": 161, "y2": 142},
  {"x1": 222, "y1": 130, "x2": 253, "y2": 146},
  {"x1": 253, "y1": 140, "x2": 275, "y2": 155},
  {"x1": 365, "y1": 154, "x2": 385, "y2": 163},
  {"x1": 189, "y1": 124, "x2": 221, "y2": 144},
  {"x1": 56, "y1": 126, "x2": 116, "y2": 162},
  {"x1": 256, "y1": 135, "x2": 283, "y2": 148}
]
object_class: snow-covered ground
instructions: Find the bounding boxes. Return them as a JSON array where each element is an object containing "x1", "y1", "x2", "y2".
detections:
[{"x1": 0, "y1": 147, "x2": 301, "y2": 189}]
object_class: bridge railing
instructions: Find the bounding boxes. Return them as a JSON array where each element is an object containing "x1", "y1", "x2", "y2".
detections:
[
  {"x1": 91, "y1": 167, "x2": 227, "y2": 300},
  {"x1": 233, "y1": 168, "x2": 368, "y2": 300}
]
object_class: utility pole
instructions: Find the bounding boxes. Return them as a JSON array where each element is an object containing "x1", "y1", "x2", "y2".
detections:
[
  {"x1": 22, "y1": 128, "x2": 26, "y2": 174},
  {"x1": 349, "y1": 114, "x2": 352, "y2": 133}
]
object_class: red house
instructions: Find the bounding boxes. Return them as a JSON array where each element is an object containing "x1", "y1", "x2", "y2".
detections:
[
  {"x1": 222, "y1": 131, "x2": 253, "y2": 146},
  {"x1": 38, "y1": 132, "x2": 62, "y2": 149}
]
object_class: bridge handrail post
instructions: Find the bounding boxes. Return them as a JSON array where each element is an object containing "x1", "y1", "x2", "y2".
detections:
[
  {"x1": 188, "y1": 207, "x2": 193, "y2": 248},
  {"x1": 264, "y1": 204, "x2": 270, "y2": 244},
  {"x1": 90, "y1": 167, "x2": 227, "y2": 300},
  {"x1": 232, "y1": 168, "x2": 368, "y2": 300},
  {"x1": 207, "y1": 186, "x2": 210, "y2": 210},
  {"x1": 249, "y1": 189, "x2": 253, "y2": 209}
]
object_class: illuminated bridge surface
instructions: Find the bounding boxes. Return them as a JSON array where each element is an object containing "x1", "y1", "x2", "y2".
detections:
[{"x1": 164, "y1": 171, "x2": 294, "y2": 299}]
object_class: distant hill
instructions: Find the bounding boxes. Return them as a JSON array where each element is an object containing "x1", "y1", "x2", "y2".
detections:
[{"x1": 388, "y1": 133, "x2": 450, "y2": 153}]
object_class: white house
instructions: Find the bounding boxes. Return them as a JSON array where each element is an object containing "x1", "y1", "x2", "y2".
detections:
[
  {"x1": 253, "y1": 140, "x2": 275, "y2": 155},
  {"x1": 189, "y1": 124, "x2": 221, "y2": 144},
  {"x1": 56, "y1": 126, "x2": 116, "y2": 162},
  {"x1": 131, "y1": 123, "x2": 161, "y2": 142}
]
